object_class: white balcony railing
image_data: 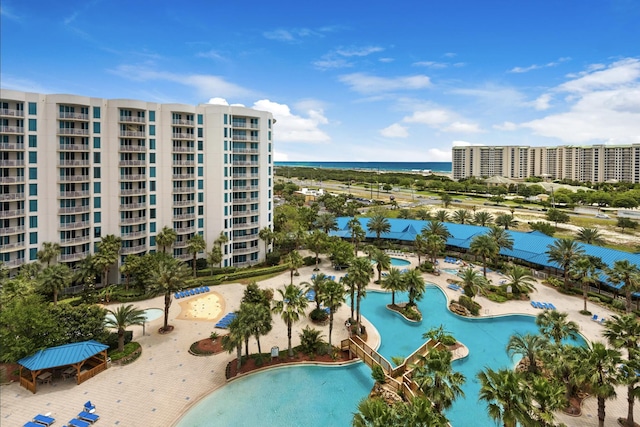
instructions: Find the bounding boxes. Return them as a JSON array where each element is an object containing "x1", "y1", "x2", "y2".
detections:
[
  {"x1": 120, "y1": 130, "x2": 146, "y2": 138},
  {"x1": 172, "y1": 132, "x2": 195, "y2": 140},
  {"x1": 59, "y1": 190, "x2": 91, "y2": 198},
  {"x1": 119, "y1": 188, "x2": 147, "y2": 195},
  {"x1": 172, "y1": 118, "x2": 194, "y2": 126},
  {"x1": 0, "y1": 143, "x2": 24, "y2": 150},
  {"x1": 58, "y1": 205, "x2": 90, "y2": 214},
  {"x1": 173, "y1": 187, "x2": 195, "y2": 194},
  {"x1": 0, "y1": 160, "x2": 24, "y2": 167},
  {"x1": 120, "y1": 217, "x2": 147, "y2": 225},
  {"x1": 119, "y1": 145, "x2": 146, "y2": 152},
  {"x1": 120, "y1": 174, "x2": 146, "y2": 181},
  {"x1": 121, "y1": 244, "x2": 147, "y2": 254},
  {"x1": 172, "y1": 199, "x2": 195, "y2": 207},
  {"x1": 0, "y1": 126, "x2": 25, "y2": 134},
  {"x1": 0, "y1": 192, "x2": 25, "y2": 201},
  {"x1": 120, "y1": 203, "x2": 146, "y2": 210},
  {"x1": 59, "y1": 159, "x2": 90, "y2": 166},
  {"x1": 0, "y1": 225, "x2": 25, "y2": 236},
  {"x1": 120, "y1": 116, "x2": 146, "y2": 123},
  {"x1": 60, "y1": 251, "x2": 89, "y2": 261},
  {"x1": 59, "y1": 221, "x2": 90, "y2": 230},
  {"x1": 57, "y1": 128, "x2": 89, "y2": 136},
  {"x1": 0, "y1": 176, "x2": 25, "y2": 184},
  {"x1": 0, "y1": 108, "x2": 24, "y2": 117},
  {"x1": 59, "y1": 112, "x2": 89, "y2": 120},
  {"x1": 59, "y1": 144, "x2": 90, "y2": 151},
  {"x1": 60, "y1": 235, "x2": 91, "y2": 245},
  {"x1": 118, "y1": 160, "x2": 146, "y2": 166},
  {"x1": 58, "y1": 175, "x2": 90, "y2": 182}
]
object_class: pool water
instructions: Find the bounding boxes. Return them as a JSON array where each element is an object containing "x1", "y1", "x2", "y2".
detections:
[
  {"x1": 390, "y1": 257, "x2": 411, "y2": 267},
  {"x1": 176, "y1": 286, "x2": 585, "y2": 427},
  {"x1": 441, "y1": 268, "x2": 460, "y2": 275}
]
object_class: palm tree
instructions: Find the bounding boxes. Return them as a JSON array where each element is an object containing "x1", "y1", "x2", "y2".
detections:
[
  {"x1": 404, "y1": 268, "x2": 426, "y2": 306},
  {"x1": 487, "y1": 225, "x2": 514, "y2": 260},
  {"x1": 186, "y1": 233, "x2": 206, "y2": 277},
  {"x1": 104, "y1": 304, "x2": 146, "y2": 352},
  {"x1": 347, "y1": 257, "x2": 373, "y2": 335},
  {"x1": 576, "y1": 227, "x2": 605, "y2": 245},
  {"x1": 315, "y1": 213, "x2": 338, "y2": 234},
  {"x1": 415, "y1": 208, "x2": 431, "y2": 220},
  {"x1": 366, "y1": 211, "x2": 390, "y2": 245},
  {"x1": 576, "y1": 342, "x2": 621, "y2": 427},
  {"x1": 535, "y1": 310, "x2": 579, "y2": 345},
  {"x1": 506, "y1": 332, "x2": 547, "y2": 375},
  {"x1": 305, "y1": 229, "x2": 329, "y2": 271},
  {"x1": 39, "y1": 263, "x2": 72, "y2": 305},
  {"x1": 320, "y1": 279, "x2": 345, "y2": 348},
  {"x1": 503, "y1": 265, "x2": 537, "y2": 296},
  {"x1": 222, "y1": 317, "x2": 245, "y2": 371},
  {"x1": 528, "y1": 376, "x2": 566, "y2": 427},
  {"x1": 477, "y1": 368, "x2": 532, "y2": 427},
  {"x1": 539, "y1": 343, "x2": 582, "y2": 409},
  {"x1": 606, "y1": 260, "x2": 640, "y2": 313},
  {"x1": 414, "y1": 233, "x2": 427, "y2": 265},
  {"x1": 372, "y1": 248, "x2": 390, "y2": 283},
  {"x1": 545, "y1": 238, "x2": 585, "y2": 291},
  {"x1": 452, "y1": 209, "x2": 471, "y2": 224},
  {"x1": 238, "y1": 302, "x2": 272, "y2": 355},
  {"x1": 302, "y1": 272, "x2": 327, "y2": 310},
  {"x1": 156, "y1": 226, "x2": 177, "y2": 254},
  {"x1": 258, "y1": 226, "x2": 274, "y2": 255},
  {"x1": 495, "y1": 213, "x2": 518, "y2": 230},
  {"x1": 422, "y1": 220, "x2": 450, "y2": 264},
  {"x1": 381, "y1": 267, "x2": 406, "y2": 306},
  {"x1": 343, "y1": 274, "x2": 357, "y2": 322},
  {"x1": 347, "y1": 217, "x2": 366, "y2": 256},
  {"x1": 422, "y1": 220, "x2": 451, "y2": 240},
  {"x1": 214, "y1": 231, "x2": 229, "y2": 252},
  {"x1": 434, "y1": 209, "x2": 450, "y2": 222},
  {"x1": 469, "y1": 234, "x2": 498, "y2": 277},
  {"x1": 36, "y1": 242, "x2": 60, "y2": 267},
  {"x1": 352, "y1": 398, "x2": 394, "y2": 427},
  {"x1": 473, "y1": 211, "x2": 494, "y2": 226},
  {"x1": 272, "y1": 283, "x2": 308, "y2": 357},
  {"x1": 284, "y1": 250, "x2": 303, "y2": 284},
  {"x1": 603, "y1": 314, "x2": 640, "y2": 427},
  {"x1": 412, "y1": 348, "x2": 465, "y2": 414},
  {"x1": 570, "y1": 255, "x2": 601, "y2": 312},
  {"x1": 207, "y1": 246, "x2": 222, "y2": 272},
  {"x1": 458, "y1": 267, "x2": 488, "y2": 299},
  {"x1": 150, "y1": 256, "x2": 191, "y2": 332},
  {"x1": 93, "y1": 234, "x2": 122, "y2": 288}
]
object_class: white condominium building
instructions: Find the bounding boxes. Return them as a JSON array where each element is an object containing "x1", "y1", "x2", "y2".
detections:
[
  {"x1": 452, "y1": 144, "x2": 640, "y2": 183},
  {"x1": 0, "y1": 89, "x2": 274, "y2": 278}
]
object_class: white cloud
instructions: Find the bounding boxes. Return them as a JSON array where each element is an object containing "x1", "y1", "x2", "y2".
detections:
[
  {"x1": 207, "y1": 97, "x2": 229, "y2": 105},
  {"x1": 492, "y1": 121, "x2": 518, "y2": 131},
  {"x1": 0, "y1": 5, "x2": 21, "y2": 21},
  {"x1": 443, "y1": 121, "x2": 483, "y2": 133},
  {"x1": 533, "y1": 93, "x2": 552, "y2": 110},
  {"x1": 380, "y1": 123, "x2": 409, "y2": 138},
  {"x1": 314, "y1": 45, "x2": 384, "y2": 70},
  {"x1": 509, "y1": 57, "x2": 571, "y2": 73},
  {"x1": 313, "y1": 58, "x2": 353, "y2": 70},
  {"x1": 335, "y1": 46, "x2": 384, "y2": 57},
  {"x1": 444, "y1": 52, "x2": 457, "y2": 58},
  {"x1": 427, "y1": 148, "x2": 452, "y2": 161},
  {"x1": 263, "y1": 28, "x2": 319, "y2": 42},
  {"x1": 557, "y1": 58, "x2": 640, "y2": 93},
  {"x1": 379, "y1": 57, "x2": 394, "y2": 63},
  {"x1": 339, "y1": 73, "x2": 431, "y2": 94},
  {"x1": 252, "y1": 99, "x2": 330, "y2": 143},
  {"x1": 451, "y1": 140, "x2": 473, "y2": 146},
  {"x1": 402, "y1": 109, "x2": 451, "y2": 126},
  {"x1": 197, "y1": 50, "x2": 226, "y2": 61},
  {"x1": 413, "y1": 61, "x2": 448, "y2": 69}
]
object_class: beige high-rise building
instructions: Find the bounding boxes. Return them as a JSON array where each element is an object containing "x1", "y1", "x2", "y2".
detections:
[
  {"x1": 0, "y1": 90, "x2": 274, "y2": 279},
  {"x1": 452, "y1": 144, "x2": 640, "y2": 183}
]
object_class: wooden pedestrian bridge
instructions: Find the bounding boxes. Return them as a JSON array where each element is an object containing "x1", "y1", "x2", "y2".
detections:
[{"x1": 340, "y1": 336, "x2": 448, "y2": 399}]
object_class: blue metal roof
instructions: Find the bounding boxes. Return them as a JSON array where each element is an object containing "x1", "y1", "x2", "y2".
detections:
[
  {"x1": 333, "y1": 217, "x2": 640, "y2": 291},
  {"x1": 18, "y1": 340, "x2": 109, "y2": 371}
]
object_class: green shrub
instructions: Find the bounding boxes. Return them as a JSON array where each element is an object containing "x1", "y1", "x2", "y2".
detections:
[
  {"x1": 579, "y1": 310, "x2": 592, "y2": 316},
  {"x1": 303, "y1": 256, "x2": 316, "y2": 266},
  {"x1": 612, "y1": 299, "x2": 626, "y2": 310},
  {"x1": 309, "y1": 308, "x2": 329, "y2": 323},
  {"x1": 486, "y1": 293, "x2": 508, "y2": 303},
  {"x1": 588, "y1": 292, "x2": 612, "y2": 304},
  {"x1": 265, "y1": 251, "x2": 281, "y2": 266},
  {"x1": 108, "y1": 341, "x2": 141, "y2": 363},
  {"x1": 371, "y1": 365, "x2": 386, "y2": 384},
  {"x1": 544, "y1": 276, "x2": 563, "y2": 288},
  {"x1": 458, "y1": 295, "x2": 481, "y2": 315},
  {"x1": 104, "y1": 330, "x2": 133, "y2": 351},
  {"x1": 298, "y1": 326, "x2": 326, "y2": 355}
]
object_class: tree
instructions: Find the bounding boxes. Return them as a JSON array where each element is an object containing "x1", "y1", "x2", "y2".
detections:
[
  {"x1": 329, "y1": 239, "x2": 355, "y2": 269},
  {"x1": 320, "y1": 279, "x2": 345, "y2": 348},
  {"x1": 412, "y1": 348, "x2": 466, "y2": 414},
  {"x1": 415, "y1": 208, "x2": 431, "y2": 221},
  {"x1": 441, "y1": 193, "x2": 452, "y2": 208},
  {"x1": 238, "y1": 302, "x2": 272, "y2": 355},
  {"x1": 347, "y1": 217, "x2": 366, "y2": 256},
  {"x1": 545, "y1": 208, "x2": 570, "y2": 228},
  {"x1": 404, "y1": 268, "x2": 426, "y2": 306},
  {"x1": 305, "y1": 229, "x2": 329, "y2": 271},
  {"x1": 347, "y1": 257, "x2": 373, "y2": 335},
  {"x1": 528, "y1": 221, "x2": 555, "y2": 236},
  {"x1": 495, "y1": 213, "x2": 518, "y2": 230},
  {"x1": 414, "y1": 234, "x2": 427, "y2": 265},
  {"x1": 606, "y1": 260, "x2": 640, "y2": 313},
  {"x1": 457, "y1": 267, "x2": 487, "y2": 299},
  {"x1": 156, "y1": 226, "x2": 177, "y2": 254},
  {"x1": 104, "y1": 304, "x2": 146, "y2": 352},
  {"x1": 434, "y1": 209, "x2": 450, "y2": 222},
  {"x1": 570, "y1": 255, "x2": 602, "y2": 312},
  {"x1": 37, "y1": 242, "x2": 61, "y2": 267},
  {"x1": 528, "y1": 376, "x2": 566, "y2": 427},
  {"x1": 207, "y1": 246, "x2": 223, "y2": 272},
  {"x1": 503, "y1": 265, "x2": 537, "y2": 296},
  {"x1": 452, "y1": 209, "x2": 471, "y2": 224},
  {"x1": 93, "y1": 234, "x2": 122, "y2": 287},
  {"x1": 381, "y1": 267, "x2": 406, "y2": 306},
  {"x1": 352, "y1": 398, "x2": 395, "y2": 427},
  {"x1": 120, "y1": 254, "x2": 143, "y2": 290},
  {"x1": 473, "y1": 211, "x2": 494, "y2": 226},
  {"x1": 506, "y1": 332, "x2": 547, "y2": 375},
  {"x1": 372, "y1": 248, "x2": 390, "y2": 283},
  {"x1": 477, "y1": 368, "x2": 531, "y2": 427},
  {"x1": 315, "y1": 213, "x2": 338, "y2": 234},
  {"x1": 150, "y1": 255, "x2": 191, "y2": 332},
  {"x1": 617, "y1": 217, "x2": 638, "y2": 232},
  {"x1": 366, "y1": 211, "x2": 391, "y2": 245},
  {"x1": 536, "y1": 310, "x2": 579, "y2": 345},
  {"x1": 214, "y1": 231, "x2": 229, "y2": 251},
  {"x1": 576, "y1": 227, "x2": 605, "y2": 245},
  {"x1": 258, "y1": 226, "x2": 274, "y2": 255},
  {"x1": 272, "y1": 283, "x2": 308, "y2": 357},
  {"x1": 284, "y1": 250, "x2": 303, "y2": 285},
  {"x1": 545, "y1": 238, "x2": 585, "y2": 291},
  {"x1": 421, "y1": 220, "x2": 450, "y2": 264},
  {"x1": 302, "y1": 272, "x2": 327, "y2": 311},
  {"x1": 469, "y1": 234, "x2": 498, "y2": 277},
  {"x1": 39, "y1": 263, "x2": 72, "y2": 305},
  {"x1": 222, "y1": 317, "x2": 245, "y2": 371},
  {"x1": 186, "y1": 233, "x2": 206, "y2": 277}
]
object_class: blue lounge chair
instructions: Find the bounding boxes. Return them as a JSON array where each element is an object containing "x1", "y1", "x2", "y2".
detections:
[
  {"x1": 174, "y1": 292, "x2": 180, "y2": 299},
  {"x1": 530, "y1": 301, "x2": 537, "y2": 308},
  {"x1": 591, "y1": 314, "x2": 598, "y2": 321},
  {"x1": 306, "y1": 290, "x2": 316, "y2": 301},
  {"x1": 77, "y1": 411, "x2": 100, "y2": 423},
  {"x1": 195, "y1": 288, "x2": 201, "y2": 294},
  {"x1": 68, "y1": 419, "x2": 91, "y2": 427},
  {"x1": 32, "y1": 414, "x2": 55, "y2": 426},
  {"x1": 25, "y1": 422, "x2": 45, "y2": 427},
  {"x1": 547, "y1": 303, "x2": 557, "y2": 310},
  {"x1": 540, "y1": 302, "x2": 550, "y2": 309},
  {"x1": 204, "y1": 286, "x2": 210, "y2": 292},
  {"x1": 83, "y1": 401, "x2": 96, "y2": 414}
]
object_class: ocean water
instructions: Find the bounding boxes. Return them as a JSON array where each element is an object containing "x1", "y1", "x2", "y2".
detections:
[{"x1": 275, "y1": 161, "x2": 452, "y2": 174}]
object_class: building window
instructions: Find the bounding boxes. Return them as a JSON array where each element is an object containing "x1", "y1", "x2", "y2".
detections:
[
  {"x1": 150, "y1": 139, "x2": 156, "y2": 150},
  {"x1": 224, "y1": 114, "x2": 228, "y2": 124},
  {"x1": 150, "y1": 194, "x2": 156, "y2": 205},
  {"x1": 28, "y1": 135, "x2": 37, "y2": 147},
  {"x1": 198, "y1": 218, "x2": 204, "y2": 228},
  {"x1": 150, "y1": 208, "x2": 156, "y2": 219},
  {"x1": 198, "y1": 114, "x2": 203, "y2": 125},
  {"x1": 150, "y1": 153, "x2": 156, "y2": 163},
  {"x1": 150, "y1": 181, "x2": 156, "y2": 191},
  {"x1": 149, "y1": 125, "x2": 155, "y2": 136},
  {"x1": 150, "y1": 167, "x2": 156, "y2": 178},
  {"x1": 94, "y1": 167, "x2": 101, "y2": 179},
  {"x1": 198, "y1": 153, "x2": 203, "y2": 163},
  {"x1": 93, "y1": 122, "x2": 101, "y2": 133},
  {"x1": 29, "y1": 216, "x2": 37, "y2": 228},
  {"x1": 93, "y1": 106, "x2": 101, "y2": 119},
  {"x1": 28, "y1": 152, "x2": 37, "y2": 164},
  {"x1": 198, "y1": 180, "x2": 203, "y2": 190},
  {"x1": 94, "y1": 212, "x2": 101, "y2": 223},
  {"x1": 29, "y1": 184, "x2": 37, "y2": 196},
  {"x1": 29, "y1": 248, "x2": 38, "y2": 261},
  {"x1": 94, "y1": 152, "x2": 101, "y2": 163},
  {"x1": 198, "y1": 166, "x2": 203, "y2": 177},
  {"x1": 198, "y1": 141, "x2": 203, "y2": 151},
  {"x1": 94, "y1": 197, "x2": 101, "y2": 208},
  {"x1": 149, "y1": 111, "x2": 155, "y2": 122},
  {"x1": 94, "y1": 182, "x2": 101, "y2": 193},
  {"x1": 30, "y1": 232, "x2": 37, "y2": 245},
  {"x1": 28, "y1": 102, "x2": 37, "y2": 115},
  {"x1": 29, "y1": 168, "x2": 37, "y2": 179},
  {"x1": 198, "y1": 128, "x2": 203, "y2": 138},
  {"x1": 29, "y1": 200, "x2": 37, "y2": 212},
  {"x1": 198, "y1": 206, "x2": 204, "y2": 215},
  {"x1": 28, "y1": 119, "x2": 37, "y2": 131},
  {"x1": 150, "y1": 222, "x2": 156, "y2": 233},
  {"x1": 94, "y1": 137, "x2": 101, "y2": 148},
  {"x1": 198, "y1": 193, "x2": 203, "y2": 203}
]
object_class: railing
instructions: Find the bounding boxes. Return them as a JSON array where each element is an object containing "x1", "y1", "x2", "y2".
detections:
[
  {"x1": 119, "y1": 188, "x2": 147, "y2": 195},
  {"x1": 232, "y1": 160, "x2": 259, "y2": 166},
  {"x1": 0, "y1": 143, "x2": 24, "y2": 150},
  {"x1": 120, "y1": 203, "x2": 146, "y2": 210},
  {"x1": 1, "y1": 192, "x2": 25, "y2": 201},
  {"x1": 232, "y1": 148, "x2": 259, "y2": 154},
  {"x1": 59, "y1": 143, "x2": 90, "y2": 151},
  {"x1": 0, "y1": 209, "x2": 25, "y2": 218},
  {"x1": 233, "y1": 222, "x2": 259, "y2": 230},
  {"x1": 172, "y1": 132, "x2": 194, "y2": 140},
  {"x1": 173, "y1": 199, "x2": 195, "y2": 206},
  {"x1": 120, "y1": 217, "x2": 146, "y2": 225},
  {"x1": 173, "y1": 174, "x2": 195, "y2": 180},
  {"x1": 118, "y1": 160, "x2": 146, "y2": 166},
  {"x1": 0, "y1": 108, "x2": 24, "y2": 117},
  {"x1": 60, "y1": 221, "x2": 90, "y2": 230},
  {"x1": 120, "y1": 116, "x2": 146, "y2": 123},
  {"x1": 0, "y1": 176, "x2": 25, "y2": 183},
  {"x1": 76, "y1": 356, "x2": 107, "y2": 385},
  {"x1": 232, "y1": 246, "x2": 258, "y2": 254},
  {"x1": 3, "y1": 258, "x2": 25, "y2": 267},
  {"x1": 0, "y1": 241, "x2": 25, "y2": 250},
  {"x1": 173, "y1": 160, "x2": 195, "y2": 166},
  {"x1": 232, "y1": 185, "x2": 259, "y2": 191},
  {"x1": 172, "y1": 118, "x2": 194, "y2": 126},
  {"x1": 120, "y1": 174, "x2": 146, "y2": 181},
  {"x1": 0, "y1": 159, "x2": 24, "y2": 167},
  {"x1": 60, "y1": 251, "x2": 90, "y2": 261},
  {"x1": 173, "y1": 187, "x2": 195, "y2": 193},
  {"x1": 120, "y1": 130, "x2": 146, "y2": 137},
  {"x1": 59, "y1": 112, "x2": 89, "y2": 120},
  {"x1": 173, "y1": 240, "x2": 188, "y2": 248},
  {"x1": 173, "y1": 213, "x2": 195, "y2": 220},
  {"x1": 60, "y1": 235, "x2": 91, "y2": 244},
  {"x1": 0, "y1": 126, "x2": 25, "y2": 133},
  {"x1": 58, "y1": 175, "x2": 90, "y2": 182},
  {"x1": 232, "y1": 209, "x2": 259, "y2": 217},
  {"x1": 172, "y1": 146, "x2": 195, "y2": 152},
  {"x1": 176, "y1": 253, "x2": 191, "y2": 260},
  {"x1": 341, "y1": 337, "x2": 393, "y2": 374},
  {"x1": 233, "y1": 234, "x2": 258, "y2": 242},
  {"x1": 175, "y1": 226, "x2": 195, "y2": 234},
  {"x1": 59, "y1": 159, "x2": 90, "y2": 166},
  {"x1": 58, "y1": 205, "x2": 90, "y2": 214},
  {"x1": 57, "y1": 128, "x2": 89, "y2": 136},
  {"x1": 121, "y1": 244, "x2": 147, "y2": 254},
  {"x1": 231, "y1": 122, "x2": 259, "y2": 129},
  {"x1": 121, "y1": 230, "x2": 147, "y2": 239},
  {"x1": 0, "y1": 225, "x2": 25, "y2": 235},
  {"x1": 119, "y1": 145, "x2": 146, "y2": 152}
]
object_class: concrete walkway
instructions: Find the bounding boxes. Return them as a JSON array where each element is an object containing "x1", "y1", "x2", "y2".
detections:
[{"x1": 1, "y1": 253, "x2": 637, "y2": 427}]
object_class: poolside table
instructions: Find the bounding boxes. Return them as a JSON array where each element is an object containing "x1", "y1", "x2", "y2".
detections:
[{"x1": 37, "y1": 372, "x2": 52, "y2": 385}]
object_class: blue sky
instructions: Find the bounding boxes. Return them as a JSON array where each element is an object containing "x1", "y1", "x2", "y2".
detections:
[{"x1": 2, "y1": 1, "x2": 640, "y2": 162}]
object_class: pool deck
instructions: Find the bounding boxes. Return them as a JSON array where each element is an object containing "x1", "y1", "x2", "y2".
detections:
[{"x1": 1, "y1": 253, "x2": 637, "y2": 426}]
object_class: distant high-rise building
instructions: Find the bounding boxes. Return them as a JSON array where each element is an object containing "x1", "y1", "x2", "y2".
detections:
[
  {"x1": 452, "y1": 144, "x2": 640, "y2": 183},
  {"x1": 0, "y1": 90, "x2": 274, "y2": 278}
]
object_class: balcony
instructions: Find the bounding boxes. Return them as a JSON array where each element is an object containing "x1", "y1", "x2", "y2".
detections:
[
  {"x1": 172, "y1": 132, "x2": 195, "y2": 140},
  {"x1": 120, "y1": 203, "x2": 146, "y2": 211},
  {"x1": 232, "y1": 173, "x2": 259, "y2": 179},
  {"x1": 120, "y1": 130, "x2": 146, "y2": 138},
  {"x1": 121, "y1": 230, "x2": 147, "y2": 239},
  {"x1": 0, "y1": 108, "x2": 24, "y2": 117},
  {"x1": 59, "y1": 143, "x2": 90, "y2": 151},
  {"x1": 175, "y1": 226, "x2": 195, "y2": 234},
  {"x1": 120, "y1": 188, "x2": 147, "y2": 196},
  {"x1": 172, "y1": 146, "x2": 195, "y2": 153},
  {"x1": 59, "y1": 159, "x2": 90, "y2": 166},
  {"x1": 232, "y1": 135, "x2": 259, "y2": 142},
  {"x1": 119, "y1": 116, "x2": 146, "y2": 123},
  {"x1": 173, "y1": 187, "x2": 195, "y2": 194},
  {"x1": 120, "y1": 174, "x2": 146, "y2": 181},
  {"x1": 173, "y1": 174, "x2": 195, "y2": 180},
  {"x1": 0, "y1": 159, "x2": 24, "y2": 167},
  {"x1": 58, "y1": 112, "x2": 89, "y2": 120},
  {"x1": 233, "y1": 196, "x2": 259, "y2": 203},
  {"x1": 232, "y1": 246, "x2": 258, "y2": 255},
  {"x1": 58, "y1": 205, "x2": 90, "y2": 214},
  {"x1": 1, "y1": 192, "x2": 25, "y2": 201},
  {"x1": 232, "y1": 209, "x2": 259, "y2": 217},
  {"x1": 232, "y1": 122, "x2": 259, "y2": 129},
  {"x1": 233, "y1": 148, "x2": 259, "y2": 154},
  {"x1": 0, "y1": 126, "x2": 24, "y2": 134},
  {"x1": 60, "y1": 235, "x2": 91, "y2": 245},
  {"x1": 173, "y1": 160, "x2": 195, "y2": 166},
  {"x1": 173, "y1": 213, "x2": 195, "y2": 220},
  {"x1": 60, "y1": 251, "x2": 89, "y2": 262},
  {"x1": 59, "y1": 221, "x2": 90, "y2": 230},
  {"x1": 58, "y1": 175, "x2": 90, "y2": 183},
  {"x1": 172, "y1": 199, "x2": 195, "y2": 207},
  {"x1": 59, "y1": 190, "x2": 90, "y2": 198},
  {"x1": 234, "y1": 234, "x2": 258, "y2": 242},
  {"x1": 0, "y1": 241, "x2": 26, "y2": 250},
  {"x1": 232, "y1": 184, "x2": 259, "y2": 191},
  {"x1": 118, "y1": 160, "x2": 146, "y2": 166},
  {"x1": 0, "y1": 176, "x2": 25, "y2": 184},
  {"x1": 233, "y1": 221, "x2": 259, "y2": 230},
  {"x1": 119, "y1": 145, "x2": 146, "y2": 152},
  {"x1": 121, "y1": 244, "x2": 147, "y2": 255},
  {"x1": 176, "y1": 253, "x2": 191, "y2": 261},
  {"x1": 173, "y1": 240, "x2": 188, "y2": 248},
  {"x1": 2, "y1": 258, "x2": 25, "y2": 268},
  {"x1": 120, "y1": 217, "x2": 147, "y2": 225},
  {"x1": 232, "y1": 160, "x2": 259, "y2": 166},
  {"x1": 0, "y1": 142, "x2": 24, "y2": 150},
  {"x1": 0, "y1": 225, "x2": 25, "y2": 236},
  {"x1": 57, "y1": 128, "x2": 89, "y2": 136},
  {"x1": 172, "y1": 118, "x2": 194, "y2": 126}
]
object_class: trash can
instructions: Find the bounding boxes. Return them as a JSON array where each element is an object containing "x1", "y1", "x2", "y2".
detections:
[{"x1": 106, "y1": 357, "x2": 112, "y2": 368}]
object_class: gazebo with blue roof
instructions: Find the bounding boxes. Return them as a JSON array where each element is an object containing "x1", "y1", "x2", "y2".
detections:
[{"x1": 18, "y1": 340, "x2": 109, "y2": 393}]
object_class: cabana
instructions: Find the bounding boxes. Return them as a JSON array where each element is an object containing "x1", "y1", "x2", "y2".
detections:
[{"x1": 18, "y1": 340, "x2": 109, "y2": 393}]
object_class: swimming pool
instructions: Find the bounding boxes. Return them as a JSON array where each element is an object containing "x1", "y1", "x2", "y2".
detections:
[
  {"x1": 390, "y1": 257, "x2": 411, "y2": 267},
  {"x1": 441, "y1": 268, "x2": 460, "y2": 275},
  {"x1": 176, "y1": 286, "x2": 585, "y2": 426}
]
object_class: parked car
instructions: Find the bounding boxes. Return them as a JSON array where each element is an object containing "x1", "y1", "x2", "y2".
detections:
[{"x1": 595, "y1": 213, "x2": 610, "y2": 219}]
